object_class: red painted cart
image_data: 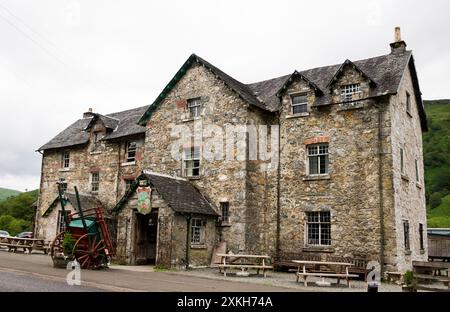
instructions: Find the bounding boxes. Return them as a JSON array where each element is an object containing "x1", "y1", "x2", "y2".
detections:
[{"x1": 50, "y1": 185, "x2": 115, "y2": 269}]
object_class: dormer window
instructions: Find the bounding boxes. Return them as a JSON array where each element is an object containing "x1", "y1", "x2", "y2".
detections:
[
  {"x1": 126, "y1": 141, "x2": 137, "y2": 162},
  {"x1": 340, "y1": 84, "x2": 361, "y2": 102},
  {"x1": 291, "y1": 94, "x2": 308, "y2": 114}
]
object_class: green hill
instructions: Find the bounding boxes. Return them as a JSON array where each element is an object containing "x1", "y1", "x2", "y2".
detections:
[
  {"x1": 423, "y1": 99, "x2": 450, "y2": 228},
  {"x1": 0, "y1": 187, "x2": 21, "y2": 202},
  {"x1": 0, "y1": 189, "x2": 38, "y2": 235}
]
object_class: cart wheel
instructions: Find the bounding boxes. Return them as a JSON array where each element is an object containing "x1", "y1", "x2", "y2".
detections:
[
  {"x1": 72, "y1": 233, "x2": 107, "y2": 269},
  {"x1": 50, "y1": 232, "x2": 66, "y2": 267}
]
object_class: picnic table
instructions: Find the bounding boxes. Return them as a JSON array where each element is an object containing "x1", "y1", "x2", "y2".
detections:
[
  {"x1": 0, "y1": 236, "x2": 48, "y2": 254},
  {"x1": 292, "y1": 260, "x2": 359, "y2": 287},
  {"x1": 216, "y1": 253, "x2": 273, "y2": 277}
]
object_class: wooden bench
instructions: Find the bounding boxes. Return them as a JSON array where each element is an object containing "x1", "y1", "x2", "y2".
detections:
[
  {"x1": 0, "y1": 237, "x2": 48, "y2": 254},
  {"x1": 413, "y1": 261, "x2": 450, "y2": 290},
  {"x1": 293, "y1": 260, "x2": 359, "y2": 287},
  {"x1": 216, "y1": 254, "x2": 273, "y2": 277}
]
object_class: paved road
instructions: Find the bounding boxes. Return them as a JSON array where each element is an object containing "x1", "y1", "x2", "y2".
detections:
[
  {"x1": 0, "y1": 250, "x2": 300, "y2": 292},
  {"x1": 0, "y1": 269, "x2": 102, "y2": 292}
]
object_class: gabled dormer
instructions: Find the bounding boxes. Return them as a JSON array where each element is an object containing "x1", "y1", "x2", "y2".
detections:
[
  {"x1": 277, "y1": 71, "x2": 323, "y2": 117},
  {"x1": 82, "y1": 110, "x2": 119, "y2": 153},
  {"x1": 327, "y1": 59, "x2": 377, "y2": 104}
]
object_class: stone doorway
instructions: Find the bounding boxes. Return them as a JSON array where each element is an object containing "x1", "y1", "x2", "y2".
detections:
[{"x1": 133, "y1": 210, "x2": 158, "y2": 265}]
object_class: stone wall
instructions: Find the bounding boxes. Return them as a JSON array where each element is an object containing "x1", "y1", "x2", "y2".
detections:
[
  {"x1": 143, "y1": 62, "x2": 254, "y2": 253},
  {"x1": 277, "y1": 71, "x2": 391, "y2": 261},
  {"x1": 389, "y1": 66, "x2": 428, "y2": 272},
  {"x1": 35, "y1": 118, "x2": 144, "y2": 241}
]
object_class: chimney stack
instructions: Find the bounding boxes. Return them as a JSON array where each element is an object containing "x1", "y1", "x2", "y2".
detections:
[
  {"x1": 83, "y1": 108, "x2": 94, "y2": 118},
  {"x1": 390, "y1": 26, "x2": 407, "y2": 54}
]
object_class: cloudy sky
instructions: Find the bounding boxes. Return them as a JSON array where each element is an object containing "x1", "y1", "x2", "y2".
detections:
[{"x1": 1, "y1": 0, "x2": 449, "y2": 191}]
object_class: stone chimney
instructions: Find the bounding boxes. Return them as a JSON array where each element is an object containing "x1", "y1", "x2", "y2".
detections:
[
  {"x1": 83, "y1": 108, "x2": 94, "y2": 118},
  {"x1": 390, "y1": 27, "x2": 407, "y2": 54}
]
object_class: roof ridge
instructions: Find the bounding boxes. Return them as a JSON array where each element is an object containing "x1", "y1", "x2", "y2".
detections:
[{"x1": 143, "y1": 170, "x2": 188, "y2": 181}]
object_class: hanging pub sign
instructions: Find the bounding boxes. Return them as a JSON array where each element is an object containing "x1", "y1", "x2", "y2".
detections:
[{"x1": 136, "y1": 186, "x2": 152, "y2": 215}]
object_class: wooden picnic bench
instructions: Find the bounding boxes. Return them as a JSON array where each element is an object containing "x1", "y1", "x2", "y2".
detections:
[
  {"x1": 413, "y1": 261, "x2": 450, "y2": 291},
  {"x1": 216, "y1": 254, "x2": 273, "y2": 277},
  {"x1": 0, "y1": 236, "x2": 48, "y2": 254},
  {"x1": 293, "y1": 260, "x2": 359, "y2": 287}
]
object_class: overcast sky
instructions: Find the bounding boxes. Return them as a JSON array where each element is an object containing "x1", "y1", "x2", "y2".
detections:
[{"x1": 1, "y1": 0, "x2": 449, "y2": 191}]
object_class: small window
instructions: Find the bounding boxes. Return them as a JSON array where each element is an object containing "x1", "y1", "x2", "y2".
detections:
[
  {"x1": 415, "y1": 159, "x2": 419, "y2": 182},
  {"x1": 291, "y1": 94, "x2": 308, "y2": 114},
  {"x1": 187, "y1": 98, "x2": 201, "y2": 118},
  {"x1": 306, "y1": 211, "x2": 331, "y2": 246},
  {"x1": 58, "y1": 178, "x2": 68, "y2": 193},
  {"x1": 125, "y1": 179, "x2": 134, "y2": 191},
  {"x1": 307, "y1": 144, "x2": 329, "y2": 175},
  {"x1": 220, "y1": 202, "x2": 230, "y2": 223},
  {"x1": 126, "y1": 142, "x2": 137, "y2": 162},
  {"x1": 400, "y1": 148, "x2": 405, "y2": 175},
  {"x1": 403, "y1": 220, "x2": 410, "y2": 251},
  {"x1": 183, "y1": 147, "x2": 201, "y2": 178},
  {"x1": 93, "y1": 132, "x2": 103, "y2": 151},
  {"x1": 419, "y1": 223, "x2": 424, "y2": 251},
  {"x1": 62, "y1": 151, "x2": 70, "y2": 169},
  {"x1": 340, "y1": 84, "x2": 361, "y2": 102},
  {"x1": 91, "y1": 172, "x2": 99, "y2": 192},
  {"x1": 190, "y1": 218, "x2": 206, "y2": 245},
  {"x1": 406, "y1": 92, "x2": 411, "y2": 115},
  {"x1": 57, "y1": 210, "x2": 71, "y2": 233}
]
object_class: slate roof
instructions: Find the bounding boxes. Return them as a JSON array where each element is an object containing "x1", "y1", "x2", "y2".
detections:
[
  {"x1": 38, "y1": 105, "x2": 148, "y2": 151},
  {"x1": 65, "y1": 192, "x2": 103, "y2": 211},
  {"x1": 42, "y1": 192, "x2": 104, "y2": 217},
  {"x1": 144, "y1": 172, "x2": 218, "y2": 216},
  {"x1": 247, "y1": 51, "x2": 413, "y2": 109}
]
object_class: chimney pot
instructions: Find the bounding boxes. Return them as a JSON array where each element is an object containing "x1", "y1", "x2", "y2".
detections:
[
  {"x1": 390, "y1": 27, "x2": 407, "y2": 54},
  {"x1": 88, "y1": 108, "x2": 93, "y2": 113},
  {"x1": 83, "y1": 108, "x2": 95, "y2": 118},
  {"x1": 395, "y1": 27, "x2": 402, "y2": 42}
]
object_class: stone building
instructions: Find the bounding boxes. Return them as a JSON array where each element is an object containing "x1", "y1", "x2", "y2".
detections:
[{"x1": 35, "y1": 29, "x2": 427, "y2": 274}]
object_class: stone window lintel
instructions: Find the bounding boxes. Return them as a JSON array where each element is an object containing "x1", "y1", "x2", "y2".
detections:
[
  {"x1": 190, "y1": 244, "x2": 207, "y2": 250},
  {"x1": 121, "y1": 161, "x2": 137, "y2": 167},
  {"x1": 303, "y1": 174, "x2": 331, "y2": 182},
  {"x1": 286, "y1": 112, "x2": 310, "y2": 119},
  {"x1": 401, "y1": 174, "x2": 410, "y2": 182}
]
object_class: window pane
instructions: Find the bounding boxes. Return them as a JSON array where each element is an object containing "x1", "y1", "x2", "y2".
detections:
[
  {"x1": 309, "y1": 156, "x2": 318, "y2": 175},
  {"x1": 292, "y1": 95, "x2": 308, "y2": 105},
  {"x1": 293, "y1": 104, "x2": 307, "y2": 114}
]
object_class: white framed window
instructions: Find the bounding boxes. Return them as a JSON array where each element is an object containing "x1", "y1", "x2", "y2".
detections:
[
  {"x1": 220, "y1": 202, "x2": 230, "y2": 223},
  {"x1": 58, "y1": 178, "x2": 68, "y2": 193},
  {"x1": 190, "y1": 218, "x2": 206, "y2": 245},
  {"x1": 400, "y1": 148, "x2": 405, "y2": 175},
  {"x1": 125, "y1": 179, "x2": 134, "y2": 191},
  {"x1": 419, "y1": 223, "x2": 424, "y2": 251},
  {"x1": 406, "y1": 92, "x2": 411, "y2": 115},
  {"x1": 415, "y1": 159, "x2": 419, "y2": 182},
  {"x1": 183, "y1": 147, "x2": 201, "y2": 178},
  {"x1": 57, "y1": 210, "x2": 71, "y2": 233},
  {"x1": 307, "y1": 144, "x2": 329, "y2": 175},
  {"x1": 340, "y1": 83, "x2": 361, "y2": 102},
  {"x1": 126, "y1": 142, "x2": 137, "y2": 162},
  {"x1": 187, "y1": 98, "x2": 201, "y2": 118},
  {"x1": 62, "y1": 151, "x2": 70, "y2": 169},
  {"x1": 93, "y1": 132, "x2": 103, "y2": 151},
  {"x1": 403, "y1": 220, "x2": 410, "y2": 251},
  {"x1": 291, "y1": 94, "x2": 308, "y2": 114},
  {"x1": 306, "y1": 211, "x2": 331, "y2": 246},
  {"x1": 91, "y1": 172, "x2": 99, "y2": 192}
]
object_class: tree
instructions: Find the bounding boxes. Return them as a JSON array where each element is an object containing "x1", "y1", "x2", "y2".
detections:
[{"x1": 429, "y1": 192, "x2": 443, "y2": 209}]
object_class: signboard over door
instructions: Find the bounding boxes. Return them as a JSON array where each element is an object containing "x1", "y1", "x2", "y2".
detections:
[{"x1": 137, "y1": 186, "x2": 152, "y2": 215}]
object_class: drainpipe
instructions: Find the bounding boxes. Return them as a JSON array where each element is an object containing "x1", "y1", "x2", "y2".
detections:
[
  {"x1": 377, "y1": 104, "x2": 386, "y2": 276},
  {"x1": 34, "y1": 150, "x2": 45, "y2": 238},
  {"x1": 185, "y1": 215, "x2": 192, "y2": 270},
  {"x1": 276, "y1": 113, "x2": 281, "y2": 261}
]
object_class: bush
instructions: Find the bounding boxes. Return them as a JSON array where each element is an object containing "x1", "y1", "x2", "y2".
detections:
[
  {"x1": 403, "y1": 270, "x2": 415, "y2": 286},
  {"x1": 0, "y1": 214, "x2": 31, "y2": 236},
  {"x1": 429, "y1": 192, "x2": 444, "y2": 209},
  {"x1": 62, "y1": 232, "x2": 76, "y2": 257}
]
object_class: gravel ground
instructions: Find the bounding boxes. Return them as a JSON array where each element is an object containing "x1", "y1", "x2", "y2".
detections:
[{"x1": 171, "y1": 267, "x2": 404, "y2": 292}]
